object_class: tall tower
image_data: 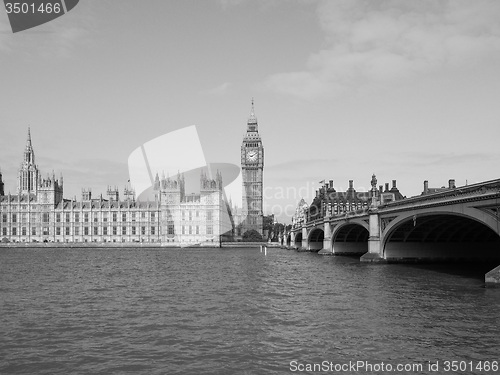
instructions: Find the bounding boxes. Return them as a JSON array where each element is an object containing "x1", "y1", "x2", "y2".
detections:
[
  {"x1": 0, "y1": 169, "x2": 4, "y2": 196},
  {"x1": 241, "y1": 99, "x2": 264, "y2": 236},
  {"x1": 18, "y1": 128, "x2": 40, "y2": 194}
]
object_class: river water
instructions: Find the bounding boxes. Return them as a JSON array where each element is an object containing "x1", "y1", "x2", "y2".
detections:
[{"x1": 0, "y1": 247, "x2": 499, "y2": 374}]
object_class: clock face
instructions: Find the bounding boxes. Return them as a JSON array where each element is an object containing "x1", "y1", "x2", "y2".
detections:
[{"x1": 246, "y1": 150, "x2": 258, "y2": 162}]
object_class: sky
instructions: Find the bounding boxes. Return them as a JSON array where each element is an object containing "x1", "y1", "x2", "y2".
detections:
[{"x1": 1, "y1": 0, "x2": 500, "y2": 223}]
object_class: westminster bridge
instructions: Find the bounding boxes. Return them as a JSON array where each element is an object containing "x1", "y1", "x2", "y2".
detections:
[{"x1": 287, "y1": 178, "x2": 500, "y2": 285}]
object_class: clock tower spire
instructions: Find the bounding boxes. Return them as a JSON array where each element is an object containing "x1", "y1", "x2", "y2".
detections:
[
  {"x1": 241, "y1": 99, "x2": 264, "y2": 237},
  {"x1": 247, "y1": 98, "x2": 258, "y2": 133}
]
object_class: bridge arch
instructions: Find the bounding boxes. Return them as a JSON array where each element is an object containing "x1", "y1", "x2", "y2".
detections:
[
  {"x1": 331, "y1": 222, "x2": 369, "y2": 255},
  {"x1": 383, "y1": 211, "x2": 500, "y2": 261},
  {"x1": 308, "y1": 228, "x2": 324, "y2": 252},
  {"x1": 383, "y1": 204, "x2": 500, "y2": 239},
  {"x1": 294, "y1": 232, "x2": 303, "y2": 248}
]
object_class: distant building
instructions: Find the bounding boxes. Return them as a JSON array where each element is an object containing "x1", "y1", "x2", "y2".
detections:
[
  {"x1": 230, "y1": 201, "x2": 245, "y2": 237},
  {"x1": 291, "y1": 198, "x2": 308, "y2": 229},
  {"x1": 0, "y1": 129, "x2": 232, "y2": 245},
  {"x1": 421, "y1": 179, "x2": 456, "y2": 195},
  {"x1": 306, "y1": 177, "x2": 404, "y2": 222}
]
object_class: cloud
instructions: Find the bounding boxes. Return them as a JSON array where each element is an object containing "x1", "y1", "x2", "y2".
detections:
[
  {"x1": 381, "y1": 151, "x2": 500, "y2": 168},
  {"x1": 264, "y1": 0, "x2": 500, "y2": 99},
  {"x1": 49, "y1": 25, "x2": 89, "y2": 58},
  {"x1": 266, "y1": 158, "x2": 338, "y2": 172},
  {"x1": 264, "y1": 159, "x2": 341, "y2": 191},
  {"x1": 217, "y1": 0, "x2": 246, "y2": 9},
  {"x1": 202, "y1": 82, "x2": 233, "y2": 96}
]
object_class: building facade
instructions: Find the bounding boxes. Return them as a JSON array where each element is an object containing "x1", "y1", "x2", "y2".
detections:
[
  {"x1": 305, "y1": 176, "x2": 405, "y2": 223},
  {"x1": 241, "y1": 100, "x2": 264, "y2": 236},
  {"x1": 0, "y1": 130, "x2": 232, "y2": 245}
]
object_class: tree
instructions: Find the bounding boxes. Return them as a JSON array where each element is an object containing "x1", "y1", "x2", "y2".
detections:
[
  {"x1": 271, "y1": 222, "x2": 284, "y2": 242},
  {"x1": 263, "y1": 214, "x2": 274, "y2": 241},
  {"x1": 242, "y1": 229, "x2": 263, "y2": 242}
]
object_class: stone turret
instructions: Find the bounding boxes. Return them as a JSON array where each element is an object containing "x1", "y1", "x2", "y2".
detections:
[
  {"x1": 160, "y1": 174, "x2": 184, "y2": 205},
  {"x1": 200, "y1": 170, "x2": 223, "y2": 192},
  {"x1": 123, "y1": 186, "x2": 135, "y2": 202},
  {"x1": 37, "y1": 172, "x2": 63, "y2": 206},
  {"x1": 107, "y1": 186, "x2": 119, "y2": 201},
  {"x1": 82, "y1": 188, "x2": 92, "y2": 201}
]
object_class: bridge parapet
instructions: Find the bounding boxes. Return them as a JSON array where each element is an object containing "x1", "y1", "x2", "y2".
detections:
[
  {"x1": 379, "y1": 178, "x2": 500, "y2": 211},
  {"x1": 326, "y1": 209, "x2": 370, "y2": 223},
  {"x1": 304, "y1": 218, "x2": 325, "y2": 228}
]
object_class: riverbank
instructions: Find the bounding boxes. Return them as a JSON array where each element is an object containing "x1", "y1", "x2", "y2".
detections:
[{"x1": 0, "y1": 241, "x2": 280, "y2": 249}]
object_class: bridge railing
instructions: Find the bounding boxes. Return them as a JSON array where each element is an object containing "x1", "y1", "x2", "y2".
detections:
[
  {"x1": 379, "y1": 178, "x2": 500, "y2": 209},
  {"x1": 303, "y1": 208, "x2": 370, "y2": 227}
]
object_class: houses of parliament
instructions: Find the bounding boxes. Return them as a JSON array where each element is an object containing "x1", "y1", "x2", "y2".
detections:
[
  {"x1": 0, "y1": 102, "x2": 263, "y2": 246},
  {"x1": 0, "y1": 104, "x2": 265, "y2": 245}
]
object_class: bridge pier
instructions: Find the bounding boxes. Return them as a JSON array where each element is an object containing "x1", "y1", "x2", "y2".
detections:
[
  {"x1": 318, "y1": 221, "x2": 332, "y2": 255},
  {"x1": 360, "y1": 211, "x2": 386, "y2": 263},
  {"x1": 486, "y1": 265, "x2": 500, "y2": 287},
  {"x1": 302, "y1": 227, "x2": 308, "y2": 250}
]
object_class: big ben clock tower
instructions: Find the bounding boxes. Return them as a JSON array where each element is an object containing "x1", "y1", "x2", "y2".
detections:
[{"x1": 241, "y1": 99, "x2": 264, "y2": 236}]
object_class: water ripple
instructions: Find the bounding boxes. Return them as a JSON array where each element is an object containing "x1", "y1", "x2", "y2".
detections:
[{"x1": 0, "y1": 248, "x2": 499, "y2": 374}]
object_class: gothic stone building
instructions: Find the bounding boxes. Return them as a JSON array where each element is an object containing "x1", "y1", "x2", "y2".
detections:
[
  {"x1": 306, "y1": 177, "x2": 405, "y2": 222},
  {"x1": 0, "y1": 130, "x2": 232, "y2": 245}
]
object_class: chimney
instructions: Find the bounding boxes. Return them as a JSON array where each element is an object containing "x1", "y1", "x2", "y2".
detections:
[
  {"x1": 329, "y1": 180, "x2": 333, "y2": 189},
  {"x1": 379, "y1": 185, "x2": 383, "y2": 194},
  {"x1": 392, "y1": 180, "x2": 397, "y2": 189},
  {"x1": 449, "y1": 179, "x2": 456, "y2": 189},
  {"x1": 385, "y1": 183, "x2": 389, "y2": 191},
  {"x1": 424, "y1": 180, "x2": 429, "y2": 194},
  {"x1": 349, "y1": 180, "x2": 353, "y2": 189}
]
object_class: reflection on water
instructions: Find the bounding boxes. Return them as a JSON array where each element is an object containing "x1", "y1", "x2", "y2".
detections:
[{"x1": 0, "y1": 248, "x2": 499, "y2": 374}]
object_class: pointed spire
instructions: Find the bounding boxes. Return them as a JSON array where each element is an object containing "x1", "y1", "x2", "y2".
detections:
[
  {"x1": 154, "y1": 173, "x2": 160, "y2": 191},
  {"x1": 216, "y1": 169, "x2": 222, "y2": 186},
  {"x1": 26, "y1": 127, "x2": 32, "y2": 149},
  {"x1": 23, "y1": 127, "x2": 36, "y2": 164},
  {"x1": 248, "y1": 98, "x2": 257, "y2": 126}
]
